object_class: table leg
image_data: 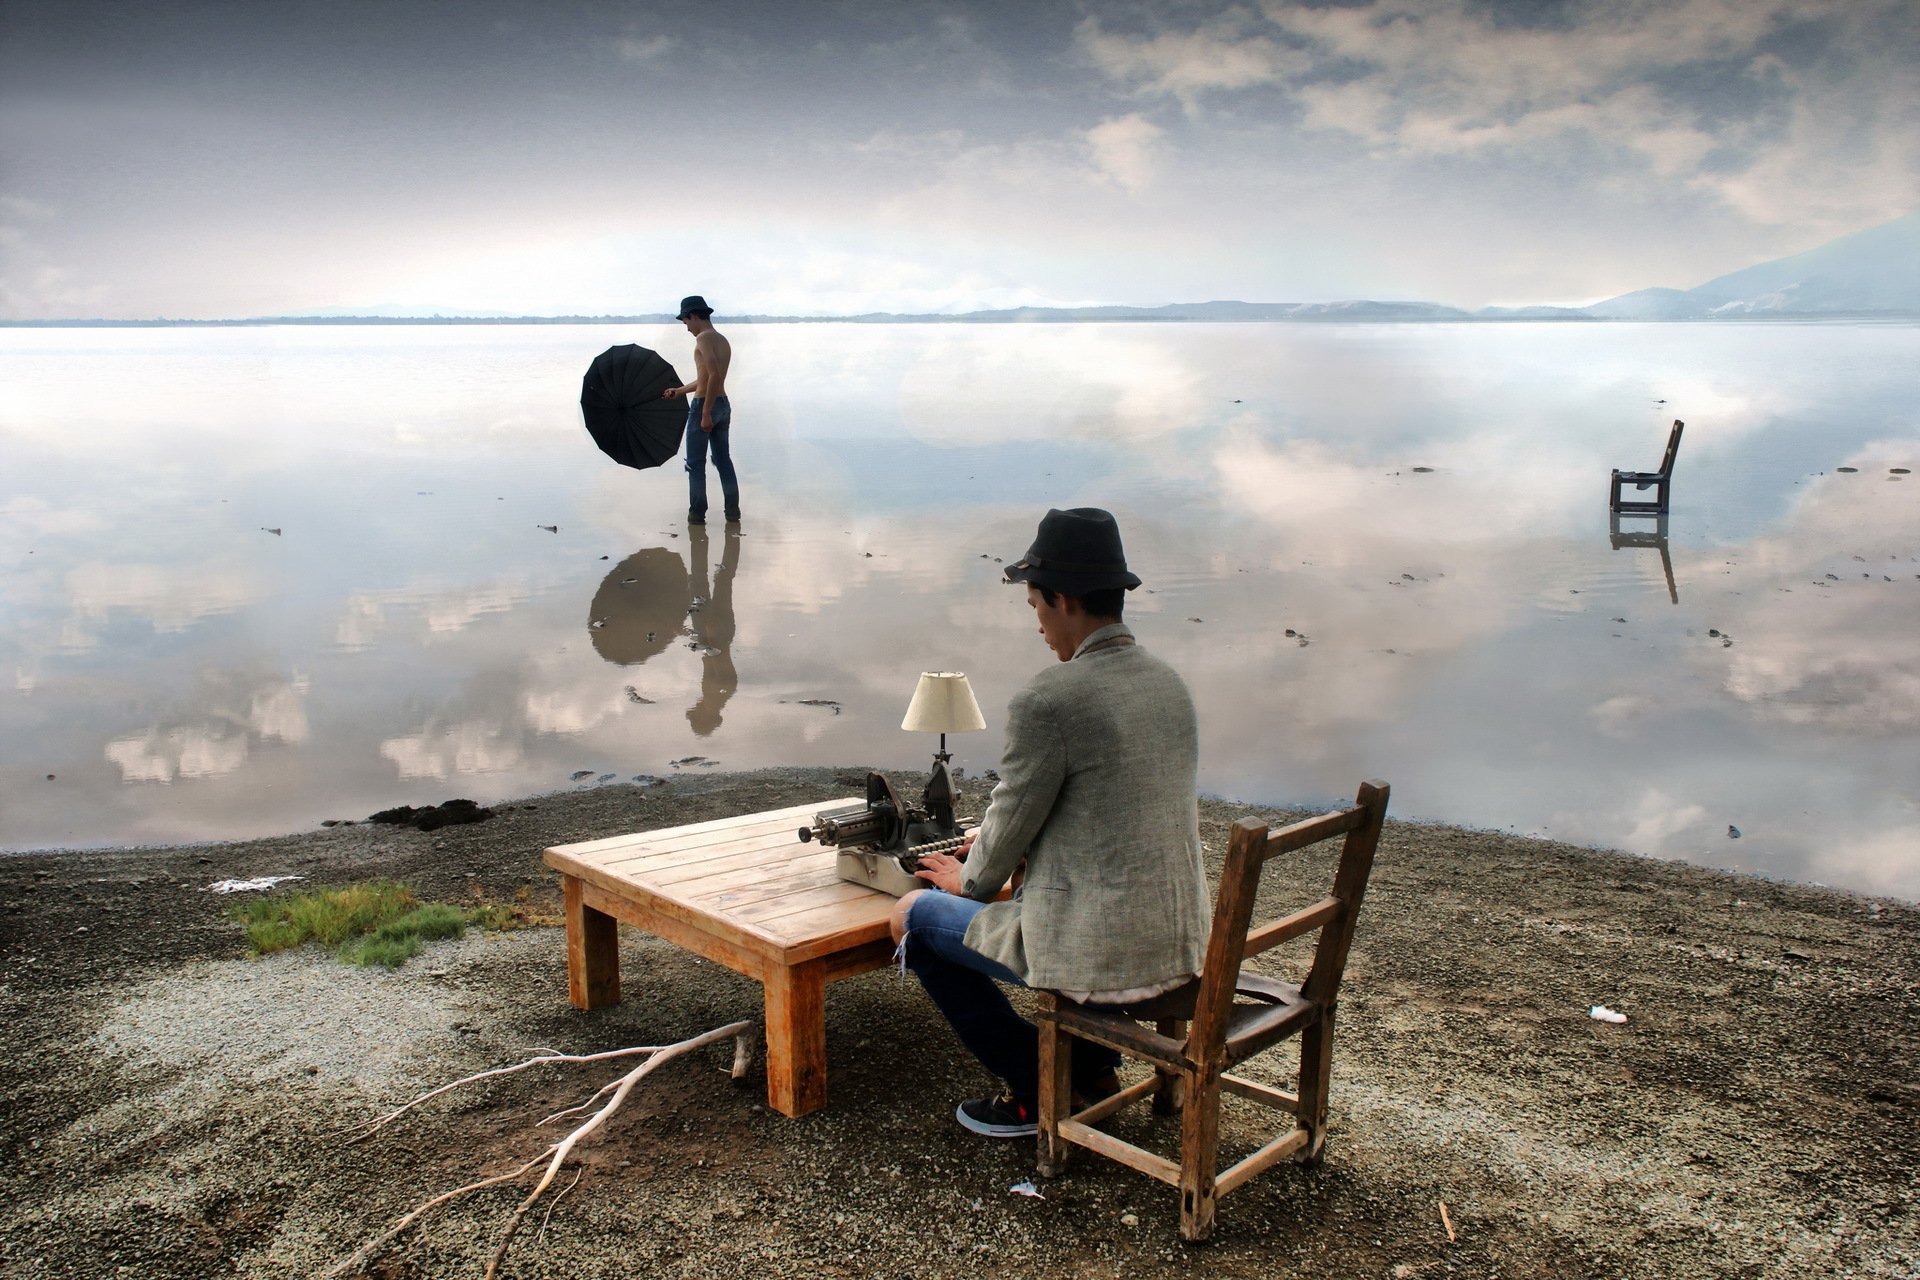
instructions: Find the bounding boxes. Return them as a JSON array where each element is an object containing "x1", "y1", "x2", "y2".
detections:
[
  {"x1": 563, "y1": 876, "x2": 621, "y2": 1009},
  {"x1": 762, "y1": 958, "x2": 828, "y2": 1117}
]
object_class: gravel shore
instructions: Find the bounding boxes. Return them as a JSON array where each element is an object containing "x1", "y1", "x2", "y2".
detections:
[{"x1": 2, "y1": 767, "x2": 1915, "y2": 1279}]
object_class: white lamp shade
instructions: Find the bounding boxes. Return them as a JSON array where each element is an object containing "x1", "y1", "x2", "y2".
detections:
[{"x1": 901, "y1": 671, "x2": 986, "y2": 734}]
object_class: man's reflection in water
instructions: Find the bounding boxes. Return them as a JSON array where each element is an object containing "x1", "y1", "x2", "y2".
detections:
[{"x1": 686, "y1": 524, "x2": 740, "y2": 736}]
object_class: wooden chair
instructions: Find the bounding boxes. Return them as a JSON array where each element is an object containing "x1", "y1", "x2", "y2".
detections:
[
  {"x1": 1034, "y1": 779, "x2": 1389, "y2": 1242},
  {"x1": 1610, "y1": 419, "x2": 1684, "y2": 515}
]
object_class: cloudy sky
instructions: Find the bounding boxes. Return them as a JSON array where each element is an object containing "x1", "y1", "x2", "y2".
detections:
[{"x1": 2, "y1": 0, "x2": 1915, "y2": 319}]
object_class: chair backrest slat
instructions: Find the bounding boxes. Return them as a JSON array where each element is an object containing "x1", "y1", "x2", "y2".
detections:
[
  {"x1": 1261, "y1": 806, "x2": 1368, "y2": 859},
  {"x1": 1243, "y1": 896, "x2": 1341, "y2": 958},
  {"x1": 1189, "y1": 781, "x2": 1391, "y2": 1055},
  {"x1": 1657, "y1": 419, "x2": 1685, "y2": 478}
]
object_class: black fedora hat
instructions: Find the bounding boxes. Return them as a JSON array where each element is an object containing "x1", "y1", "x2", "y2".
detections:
[
  {"x1": 1004, "y1": 507, "x2": 1142, "y2": 594},
  {"x1": 676, "y1": 295, "x2": 714, "y2": 320}
]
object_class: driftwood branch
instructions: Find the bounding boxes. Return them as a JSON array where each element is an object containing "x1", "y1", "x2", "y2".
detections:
[{"x1": 327, "y1": 1019, "x2": 755, "y2": 1279}]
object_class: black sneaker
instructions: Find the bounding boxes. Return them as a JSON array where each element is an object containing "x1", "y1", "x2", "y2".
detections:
[
  {"x1": 724, "y1": 509, "x2": 742, "y2": 523},
  {"x1": 688, "y1": 511, "x2": 706, "y2": 526},
  {"x1": 955, "y1": 1090, "x2": 1037, "y2": 1138}
]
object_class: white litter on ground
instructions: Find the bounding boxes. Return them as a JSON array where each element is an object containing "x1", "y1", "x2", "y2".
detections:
[
  {"x1": 1009, "y1": 1180, "x2": 1046, "y2": 1199},
  {"x1": 207, "y1": 875, "x2": 305, "y2": 894},
  {"x1": 1588, "y1": 1005, "x2": 1629, "y2": 1023}
]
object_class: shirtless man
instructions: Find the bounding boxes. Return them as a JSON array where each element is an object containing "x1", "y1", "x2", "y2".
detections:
[{"x1": 661, "y1": 295, "x2": 739, "y2": 525}]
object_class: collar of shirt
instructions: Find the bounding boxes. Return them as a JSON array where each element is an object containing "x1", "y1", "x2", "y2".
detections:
[{"x1": 1072, "y1": 622, "x2": 1136, "y2": 660}]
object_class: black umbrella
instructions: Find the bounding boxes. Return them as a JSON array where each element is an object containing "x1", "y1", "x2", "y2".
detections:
[{"x1": 580, "y1": 344, "x2": 685, "y2": 470}]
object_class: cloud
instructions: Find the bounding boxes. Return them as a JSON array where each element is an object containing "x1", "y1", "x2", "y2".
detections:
[
  {"x1": 1618, "y1": 789, "x2": 1714, "y2": 851},
  {"x1": 1085, "y1": 114, "x2": 1166, "y2": 190},
  {"x1": 335, "y1": 580, "x2": 534, "y2": 650},
  {"x1": 106, "y1": 726, "x2": 250, "y2": 783},
  {"x1": 102, "y1": 674, "x2": 309, "y2": 783},
  {"x1": 1075, "y1": 14, "x2": 1301, "y2": 110},
  {"x1": 1082, "y1": 0, "x2": 1920, "y2": 231},
  {"x1": 1711, "y1": 453, "x2": 1920, "y2": 735},
  {"x1": 379, "y1": 720, "x2": 524, "y2": 779},
  {"x1": 63, "y1": 561, "x2": 261, "y2": 648},
  {"x1": 0, "y1": 197, "x2": 110, "y2": 318},
  {"x1": 616, "y1": 35, "x2": 675, "y2": 64}
]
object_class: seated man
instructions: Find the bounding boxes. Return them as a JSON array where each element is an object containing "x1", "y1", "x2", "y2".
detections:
[{"x1": 890, "y1": 507, "x2": 1211, "y2": 1137}]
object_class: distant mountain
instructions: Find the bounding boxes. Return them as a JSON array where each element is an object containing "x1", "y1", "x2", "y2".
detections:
[
  {"x1": 819, "y1": 299, "x2": 1477, "y2": 322},
  {"x1": 9, "y1": 218, "x2": 1915, "y2": 328},
  {"x1": 1588, "y1": 213, "x2": 1920, "y2": 318}
]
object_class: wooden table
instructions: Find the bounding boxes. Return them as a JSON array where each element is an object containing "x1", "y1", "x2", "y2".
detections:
[{"x1": 542, "y1": 798, "x2": 897, "y2": 1118}]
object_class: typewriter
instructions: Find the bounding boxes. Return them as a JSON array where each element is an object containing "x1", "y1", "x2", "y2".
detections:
[{"x1": 798, "y1": 768, "x2": 973, "y2": 897}]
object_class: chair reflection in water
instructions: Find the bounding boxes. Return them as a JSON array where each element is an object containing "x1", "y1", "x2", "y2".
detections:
[{"x1": 1609, "y1": 511, "x2": 1678, "y2": 604}]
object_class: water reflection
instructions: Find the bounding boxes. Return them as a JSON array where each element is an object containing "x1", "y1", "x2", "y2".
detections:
[
  {"x1": 686, "y1": 526, "x2": 740, "y2": 737},
  {"x1": 1608, "y1": 511, "x2": 1678, "y2": 604},
  {"x1": 2, "y1": 323, "x2": 1916, "y2": 900},
  {"x1": 585, "y1": 529, "x2": 742, "y2": 736},
  {"x1": 589, "y1": 546, "x2": 689, "y2": 667}
]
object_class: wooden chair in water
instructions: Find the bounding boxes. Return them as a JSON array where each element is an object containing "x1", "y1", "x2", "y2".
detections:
[
  {"x1": 1033, "y1": 779, "x2": 1390, "y2": 1242},
  {"x1": 1610, "y1": 419, "x2": 1685, "y2": 515}
]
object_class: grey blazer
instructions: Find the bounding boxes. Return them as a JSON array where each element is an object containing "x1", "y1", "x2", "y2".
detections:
[{"x1": 961, "y1": 623, "x2": 1211, "y2": 993}]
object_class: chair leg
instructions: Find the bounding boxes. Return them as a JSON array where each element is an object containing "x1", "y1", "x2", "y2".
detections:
[
  {"x1": 1036, "y1": 1004, "x2": 1073, "y2": 1177},
  {"x1": 1177, "y1": 1066, "x2": 1221, "y2": 1243},
  {"x1": 1295, "y1": 1009, "x2": 1337, "y2": 1165},
  {"x1": 1153, "y1": 1018, "x2": 1186, "y2": 1115}
]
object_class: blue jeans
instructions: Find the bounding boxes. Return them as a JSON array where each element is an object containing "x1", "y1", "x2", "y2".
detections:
[
  {"x1": 684, "y1": 396, "x2": 739, "y2": 518},
  {"x1": 903, "y1": 891, "x2": 1121, "y2": 1103}
]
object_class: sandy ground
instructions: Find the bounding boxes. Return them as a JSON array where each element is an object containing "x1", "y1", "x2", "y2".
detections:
[{"x1": 1, "y1": 767, "x2": 1915, "y2": 1279}]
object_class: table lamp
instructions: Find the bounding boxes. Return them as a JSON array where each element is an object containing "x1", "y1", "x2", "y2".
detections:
[{"x1": 900, "y1": 671, "x2": 986, "y2": 832}]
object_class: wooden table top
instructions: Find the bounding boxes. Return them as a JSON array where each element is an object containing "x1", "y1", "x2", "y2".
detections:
[{"x1": 543, "y1": 798, "x2": 898, "y2": 966}]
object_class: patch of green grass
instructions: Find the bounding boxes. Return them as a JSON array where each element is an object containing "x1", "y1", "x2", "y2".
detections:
[
  {"x1": 230, "y1": 882, "x2": 497, "y2": 968},
  {"x1": 342, "y1": 933, "x2": 424, "y2": 969}
]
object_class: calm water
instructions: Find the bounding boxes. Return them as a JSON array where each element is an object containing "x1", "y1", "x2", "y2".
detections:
[{"x1": 3, "y1": 322, "x2": 1917, "y2": 898}]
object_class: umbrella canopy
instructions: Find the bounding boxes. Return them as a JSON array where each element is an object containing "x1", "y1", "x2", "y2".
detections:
[
  {"x1": 589, "y1": 546, "x2": 691, "y2": 665},
  {"x1": 580, "y1": 344, "x2": 685, "y2": 470}
]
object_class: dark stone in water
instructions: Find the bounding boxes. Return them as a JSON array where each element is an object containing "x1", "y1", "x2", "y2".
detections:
[
  {"x1": 570, "y1": 770, "x2": 595, "y2": 781},
  {"x1": 1410, "y1": 466, "x2": 1435, "y2": 473},
  {"x1": 1836, "y1": 467, "x2": 1858, "y2": 473}
]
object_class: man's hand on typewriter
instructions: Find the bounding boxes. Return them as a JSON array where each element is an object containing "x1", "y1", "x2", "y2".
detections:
[{"x1": 914, "y1": 848, "x2": 967, "y2": 895}]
